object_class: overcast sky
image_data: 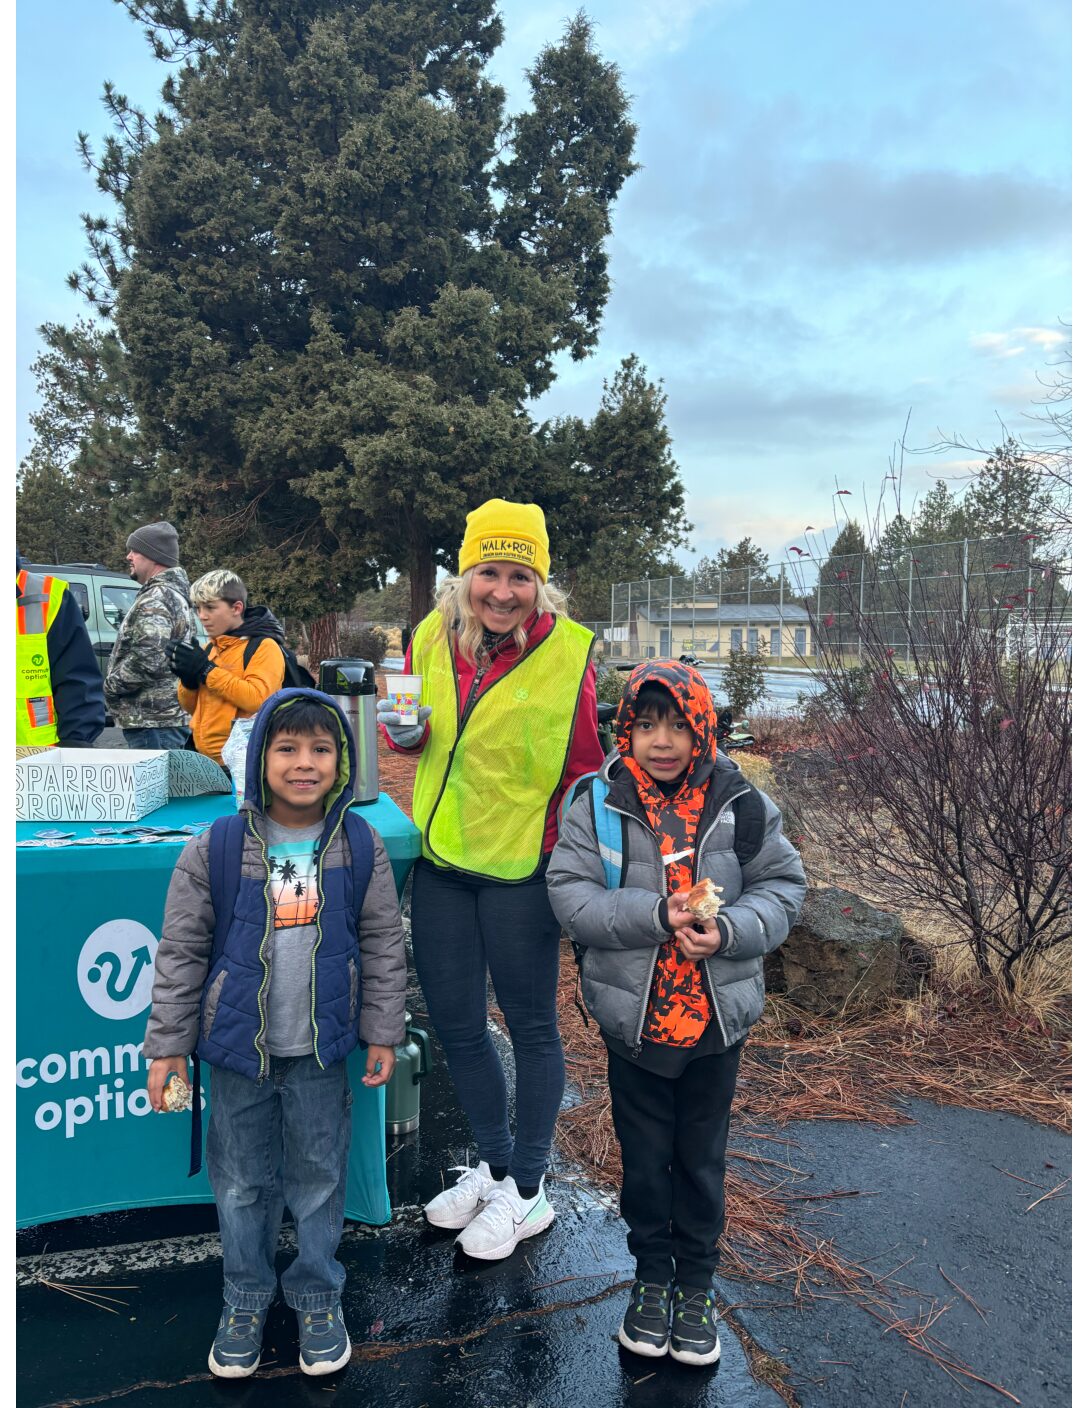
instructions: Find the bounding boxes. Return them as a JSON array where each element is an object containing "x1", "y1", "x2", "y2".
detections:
[{"x1": 16, "y1": 0, "x2": 1071, "y2": 567}]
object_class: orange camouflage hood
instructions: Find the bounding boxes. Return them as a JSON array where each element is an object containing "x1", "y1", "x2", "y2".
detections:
[
  {"x1": 615, "y1": 659, "x2": 720, "y2": 1048},
  {"x1": 614, "y1": 659, "x2": 718, "y2": 785}
]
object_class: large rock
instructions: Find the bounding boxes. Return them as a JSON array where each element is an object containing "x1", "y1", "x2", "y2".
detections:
[{"x1": 766, "y1": 885, "x2": 904, "y2": 1016}]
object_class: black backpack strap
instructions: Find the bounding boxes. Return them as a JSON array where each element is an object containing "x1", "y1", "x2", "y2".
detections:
[
  {"x1": 209, "y1": 813, "x2": 247, "y2": 954},
  {"x1": 188, "y1": 813, "x2": 247, "y2": 1177},
  {"x1": 242, "y1": 637, "x2": 259, "y2": 669},
  {"x1": 343, "y1": 808, "x2": 376, "y2": 921},
  {"x1": 732, "y1": 788, "x2": 767, "y2": 868}
]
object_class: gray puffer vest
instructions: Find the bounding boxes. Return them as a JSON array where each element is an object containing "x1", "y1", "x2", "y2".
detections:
[{"x1": 546, "y1": 753, "x2": 807, "y2": 1054}]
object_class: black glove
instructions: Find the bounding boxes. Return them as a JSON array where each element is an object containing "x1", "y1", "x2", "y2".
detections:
[{"x1": 166, "y1": 638, "x2": 213, "y2": 688}]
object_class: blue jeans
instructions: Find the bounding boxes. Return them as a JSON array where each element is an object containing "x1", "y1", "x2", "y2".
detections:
[
  {"x1": 206, "y1": 1057, "x2": 352, "y2": 1312},
  {"x1": 410, "y1": 861, "x2": 564, "y2": 1187},
  {"x1": 122, "y1": 726, "x2": 188, "y2": 750}
]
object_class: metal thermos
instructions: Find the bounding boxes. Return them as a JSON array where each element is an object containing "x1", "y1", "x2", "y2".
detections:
[
  {"x1": 318, "y1": 659, "x2": 379, "y2": 804},
  {"x1": 386, "y1": 1013, "x2": 432, "y2": 1135}
]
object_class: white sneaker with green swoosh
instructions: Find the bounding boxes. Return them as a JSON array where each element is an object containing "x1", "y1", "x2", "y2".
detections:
[{"x1": 455, "y1": 1176, "x2": 555, "y2": 1260}]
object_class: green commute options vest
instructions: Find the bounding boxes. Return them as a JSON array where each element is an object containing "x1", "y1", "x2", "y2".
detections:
[
  {"x1": 16, "y1": 569, "x2": 68, "y2": 747},
  {"x1": 412, "y1": 611, "x2": 594, "y2": 881}
]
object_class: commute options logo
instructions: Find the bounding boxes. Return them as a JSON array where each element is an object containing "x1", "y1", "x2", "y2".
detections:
[{"x1": 77, "y1": 920, "x2": 160, "y2": 1020}]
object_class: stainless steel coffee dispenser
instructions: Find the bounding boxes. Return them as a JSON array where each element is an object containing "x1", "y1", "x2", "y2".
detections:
[{"x1": 318, "y1": 659, "x2": 379, "y2": 804}]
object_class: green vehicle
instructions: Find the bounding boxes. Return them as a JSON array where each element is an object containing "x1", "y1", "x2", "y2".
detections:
[{"x1": 27, "y1": 560, "x2": 206, "y2": 677}]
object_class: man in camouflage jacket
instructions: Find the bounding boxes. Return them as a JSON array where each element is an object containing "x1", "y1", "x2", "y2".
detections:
[{"x1": 103, "y1": 520, "x2": 199, "y2": 748}]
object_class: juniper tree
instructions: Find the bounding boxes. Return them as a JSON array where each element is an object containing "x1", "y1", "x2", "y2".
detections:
[
  {"x1": 16, "y1": 320, "x2": 136, "y2": 563},
  {"x1": 73, "y1": 1, "x2": 637, "y2": 645}
]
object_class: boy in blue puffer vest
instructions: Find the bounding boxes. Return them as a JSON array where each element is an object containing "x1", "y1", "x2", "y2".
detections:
[{"x1": 144, "y1": 689, "x2": 407, "y2": 1379}]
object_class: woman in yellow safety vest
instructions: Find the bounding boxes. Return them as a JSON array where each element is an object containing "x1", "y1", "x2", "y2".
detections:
[{"x1": 379, "y1": 499, "x2": 603, "y2": 1261}]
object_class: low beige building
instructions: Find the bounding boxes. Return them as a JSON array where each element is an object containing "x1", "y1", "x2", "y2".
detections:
[{"x1": 608, "y1": 601, "x2": 814, "y2": 663}]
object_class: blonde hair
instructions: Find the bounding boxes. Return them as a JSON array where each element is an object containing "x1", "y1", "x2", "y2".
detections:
[
  {"x1": 190, "y1": 569, "x2": 248, "y2": 607},
  {"x1": 435, "y1": 567, "x2": 570, "y2": 664}
]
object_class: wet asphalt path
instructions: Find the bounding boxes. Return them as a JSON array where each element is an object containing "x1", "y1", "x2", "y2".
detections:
[
  {"x1": 17, "y1": 937, "x2": 1071, "y2": 1407},
  {"x1": 722, "y1": 1102, "x2": 1071, "y2": 1405}
]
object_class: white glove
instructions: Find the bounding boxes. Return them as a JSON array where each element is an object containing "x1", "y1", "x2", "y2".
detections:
[{"x1": 376, "y1": 699, "x2": 432, "y2": 749}]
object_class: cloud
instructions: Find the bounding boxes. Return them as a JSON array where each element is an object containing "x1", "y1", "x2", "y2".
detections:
[
  {"x1": 667, "y1": 376, "x2": 897, "y2": 453},
  {"x1": 970, "y1": 332, "x2": 1026, "y2": 358},
  {"x1": 595, "y1": 0, "x2": 742, "y2": 65},
  {"x1": 971, "y1": 326, "x2": 1066, "y2": 359},
  {"x1": 495, "y1": 0, "x2": 742, "y2": 88},
  {"x1": 1014, "y1": 326, "x2": 1068, "y2": 347},
  {"x1": 688, "y1": 160, "x2": 1071, "y2": 270},
  {"x1": 600, "y1": 241, "x2": 817, "y2": 354}
]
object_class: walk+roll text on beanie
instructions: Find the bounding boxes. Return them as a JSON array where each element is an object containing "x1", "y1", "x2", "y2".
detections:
[{"x1": 457, "y1": 499, "x2": 550, "y2": 581}]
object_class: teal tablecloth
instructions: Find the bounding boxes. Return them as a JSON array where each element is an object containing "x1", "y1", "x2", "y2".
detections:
[{"x1": 16, "y1": 791, "x2": 420, "y2": 1228}]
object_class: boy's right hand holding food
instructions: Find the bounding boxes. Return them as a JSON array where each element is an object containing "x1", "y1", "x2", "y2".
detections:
[
  {"x1": 665, "y1": 886, "x2": 724, "y2": 958},
  {"x1": 148, "y1": 1056, "x2": 192, "y2": 1112},
  {"x1": 665, "y1": 892, "x2": 697, "y2": 932}
]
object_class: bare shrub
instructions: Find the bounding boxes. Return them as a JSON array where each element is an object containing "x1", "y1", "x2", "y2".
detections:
[
  {"x1": 793, "y1": 552, "x2": 1071, "y2": 993},
  {"x1": 747, "y1": 710, "x2": 816, "y2": 753}
]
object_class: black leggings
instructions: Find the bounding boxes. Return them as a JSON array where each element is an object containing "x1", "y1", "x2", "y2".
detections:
[{"x1": 411, "y1": 861, "x2": 564, "y2": 1187}]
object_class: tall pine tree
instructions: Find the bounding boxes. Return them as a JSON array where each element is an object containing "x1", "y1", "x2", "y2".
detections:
[
  {"x1": 963, "y1": 438, "x2": 1056, "y2": 545},
  {"x1": 16, "y1": 319, "x2": 136, "y2": 564},
  {"x1": 73, "y1": 1, "x2": 637, "y2": 642}
]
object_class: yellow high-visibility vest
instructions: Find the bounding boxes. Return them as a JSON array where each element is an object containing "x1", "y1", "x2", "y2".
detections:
[
  {"x1": 412, "y1": 610, "x2": 594, "y2": 881},
  {"x1": 16, "y1": 569, "x2": 69, "y2": 747}
]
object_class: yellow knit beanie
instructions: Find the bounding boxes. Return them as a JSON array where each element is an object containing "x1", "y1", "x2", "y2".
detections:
[{"x1": 458, "y1": 499, "x2": 550, "y2": 581}]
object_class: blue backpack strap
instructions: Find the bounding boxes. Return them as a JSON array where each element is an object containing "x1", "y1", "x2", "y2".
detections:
[
  {"x1": 188, "y1": 812, "x2": 247, "y2": 1178},
  {"x1": 343, "y1": 808, "x2": 376, "y2": 922},
  {"x1": 559, "y1": 773, "x2": 624, "y2": 890},
  {"x1": 589, "y1": 779, "x2": 624, "y2": 889}
]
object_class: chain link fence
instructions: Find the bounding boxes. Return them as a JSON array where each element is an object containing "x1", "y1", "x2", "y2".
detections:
[{"x1": 601, "y1": 535, "x2": 1072, "y2": 666}]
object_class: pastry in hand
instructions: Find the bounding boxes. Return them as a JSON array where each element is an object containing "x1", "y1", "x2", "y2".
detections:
[
  {"x1": 686, "y1": 877, "x2": 723, "y2": 921},
  {"x1": 161, "y1": 1073, "x2": 193, "y2": 1112}
]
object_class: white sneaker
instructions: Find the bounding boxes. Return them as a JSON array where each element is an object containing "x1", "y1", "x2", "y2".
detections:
[
  {"x1": 423, "y1": 1163, "x2": 501, "y2": 1230},
  {"x1": 455, "y1": 1177, "x2": 555, "y2": 1261}
]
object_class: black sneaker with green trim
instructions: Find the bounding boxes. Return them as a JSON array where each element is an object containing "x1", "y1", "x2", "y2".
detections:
[
  {"x1": 668, "y1": 1285, "x2": 721, "y2": 1366},
  {"x1": 617, "y1": 1280, "x2": 671, "y2": 1357}
]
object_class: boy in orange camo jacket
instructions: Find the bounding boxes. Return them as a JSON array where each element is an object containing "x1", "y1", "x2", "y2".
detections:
[{"x1": 547, "y1": 661, "x2": 806, "y2": 1366}]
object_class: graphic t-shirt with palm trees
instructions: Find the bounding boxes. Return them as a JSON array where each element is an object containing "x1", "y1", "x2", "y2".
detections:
[{"x1": 264, "y1": 819, "x2": 326, "y2": 1055}]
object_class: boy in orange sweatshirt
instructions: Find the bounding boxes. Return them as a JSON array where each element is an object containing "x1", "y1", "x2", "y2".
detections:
[{"x1": 166, "y1": 569, "x2": 286, "y2": 764}]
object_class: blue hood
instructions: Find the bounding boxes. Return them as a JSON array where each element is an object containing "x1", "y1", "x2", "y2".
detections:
[{"x1": 242, "y1": 687, "x2": 357, "y2": 830}]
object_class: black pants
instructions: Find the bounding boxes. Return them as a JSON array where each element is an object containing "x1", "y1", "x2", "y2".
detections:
[
  {"x1": 411, "y1": 861, "x2": 564, "y2": 1187},
  {"x1": 607, "y1": 1038, "x2": 744, "y2": 1287}
]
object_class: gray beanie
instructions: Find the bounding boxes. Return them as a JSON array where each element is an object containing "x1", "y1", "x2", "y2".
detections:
[{"x1": 127, "y1": 521, "x2": 179, "y2": 568}]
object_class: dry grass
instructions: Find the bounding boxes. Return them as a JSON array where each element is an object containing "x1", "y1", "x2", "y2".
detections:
[
  {"x1": 781, "y1": 791, "x2": 1072, "y2": 1033},
  {"x1": 732, "y1": 750, "x2": 776, "y2": 795},
  {"x1": 747, "y1": 711, "x2": 820, "y2": 753}
]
